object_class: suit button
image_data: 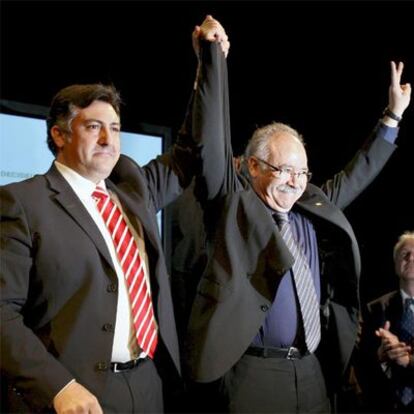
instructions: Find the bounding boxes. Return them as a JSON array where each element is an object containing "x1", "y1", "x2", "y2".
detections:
[
  {"x1": 107, "y1": 283, "x2": 117, "y2": 293},
  {"x1": 95, "y1": 361, "x2": 109, "y2": 371},
  {"x1": 260, "y1": 305, "x2": 269, "y2": 312},
  {"x1": 102, "y1": 323, "x2": 114, "y2": 332}
]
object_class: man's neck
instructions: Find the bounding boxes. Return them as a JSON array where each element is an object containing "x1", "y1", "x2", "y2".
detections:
[{"x1": 401, "y1": 283, "x2": 414, "y2": 298}]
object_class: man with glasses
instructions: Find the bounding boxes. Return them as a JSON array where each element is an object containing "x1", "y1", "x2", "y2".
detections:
[{"x1": 184, "y1": 17, "x2": 411, "y2": 413}]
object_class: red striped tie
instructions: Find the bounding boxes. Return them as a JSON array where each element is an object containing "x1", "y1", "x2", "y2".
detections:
[{"x1": 92, "y1": 186, "x2": 158, "y2": 358}]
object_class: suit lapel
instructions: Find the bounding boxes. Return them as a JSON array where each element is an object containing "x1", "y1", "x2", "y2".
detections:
[
  {"x1": 45, "y1": 165, "x2": 115, "y2": 271},
  {"x1": 386, "y1": 292, "x2": 404, "y2": 333},
  {"x1": 297, "y1": 186, "x2": 351, "y2": 230},
  {"x1": 106, "y1": 179, "x2": 160, "y2": 255},
  {"x1": 297, "y1": 185, "x2": 361, "y2": 275},
  {"x1": 242, "y1": 188, "x2": 294, "y2": 276},
  {"x1": 297, "y1": 185, "x2": 358, "y2": 247}
]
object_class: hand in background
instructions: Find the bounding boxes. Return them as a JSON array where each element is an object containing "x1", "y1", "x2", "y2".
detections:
[
  {"x1": 376, "y1": 320, "x2": 411, "y2": 367},
  {"x1": 388, "y1": 61, "x2": 411, "y2": 118}
]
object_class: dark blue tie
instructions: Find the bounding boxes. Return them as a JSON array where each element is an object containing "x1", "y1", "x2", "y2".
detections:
[
  {"x1": 398, "y1": 298, "x2": 414, "y2": 406},
  {"x1": 400, "y1": 298, "x2": 414, "y2": 344}
]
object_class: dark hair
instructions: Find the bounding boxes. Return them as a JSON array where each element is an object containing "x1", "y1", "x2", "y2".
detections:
[{"x1": 46, "y1": 84, "x2": 122, "y2": 155}]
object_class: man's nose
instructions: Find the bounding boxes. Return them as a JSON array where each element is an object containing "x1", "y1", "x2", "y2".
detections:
[
  {"x1": 98, "y1": 126, "x2": 112, "y2": 144},
  {"x1": 287, "y1": 172, "x2": 300, "y2": 186}
]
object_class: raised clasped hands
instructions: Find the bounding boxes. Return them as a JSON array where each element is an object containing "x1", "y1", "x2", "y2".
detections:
[{"x1": 192, "y1": 15, "x2": 230, "y2": 58}]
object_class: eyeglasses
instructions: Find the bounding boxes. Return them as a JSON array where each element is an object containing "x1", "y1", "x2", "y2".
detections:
[{"x1": 253, "y1": 157, "x2": 312, "y2": 181}]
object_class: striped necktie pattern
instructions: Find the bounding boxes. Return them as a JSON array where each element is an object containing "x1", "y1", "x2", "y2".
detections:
[
  {"x1": 274, "y1": 211, "x2": 321, "y2": 353},
  {"x1": 92, "y1": 186, "x2": 158, "y2": 358}
]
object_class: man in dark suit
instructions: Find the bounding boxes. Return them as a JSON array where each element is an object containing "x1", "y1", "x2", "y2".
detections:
[
  {"x1": 0, "y1": 18, "x2": 230, "y2": 413},
  {"x1": 184, "y1": 17, "x2": 412, "y2": 413},
  {"x1": 357, "y1": 231, "x2": 414, "y2": 413}
]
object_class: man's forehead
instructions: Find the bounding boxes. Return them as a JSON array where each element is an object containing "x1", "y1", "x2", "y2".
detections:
[
  {"x1": 75, "y1": 102, "x2": 120, "y2": 121},
  {"x1": 268, "y1": 133, "x2": 307, "y2": 162},
  {"x1": 400, "y1": 239, "x2": 414, "y2": 251},
  {"x1": 397, "y1": 240, "x2": 414, "y2": 257},
  {"x1": 269, "y1": 132, "x2": 303, "y2": 148}
]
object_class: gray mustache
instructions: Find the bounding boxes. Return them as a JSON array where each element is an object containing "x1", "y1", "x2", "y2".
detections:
[{"x1": 277, "y1": 184, "x2": 300, "y2": 194}]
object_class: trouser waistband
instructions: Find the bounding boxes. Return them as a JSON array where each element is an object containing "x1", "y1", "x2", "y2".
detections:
[
  {"x1": 245, "y1": 346, "x2": 308, "y2": 359},
  {"x1": 110, "y1": 356, "x2": 149, "y2": 373}
]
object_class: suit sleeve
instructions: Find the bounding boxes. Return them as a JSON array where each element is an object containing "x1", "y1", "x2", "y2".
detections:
[
  {"x1": 140, "y1": 41, "x2": 237, "y2": 212},
  {"x1": 142, "y1": 41, "x2": 242, "y2": 212},
  {"x1": 190, "y1": 41, "x2": 239, "y2": 202},
  {"x1": 320, "y1": 122, "x2": 397, "y2": 210},
  {"x1": 0, "y1": 187, "x2": 74, "y2": 410}
]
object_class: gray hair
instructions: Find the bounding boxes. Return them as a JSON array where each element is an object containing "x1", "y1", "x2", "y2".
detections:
[
  {"x1": 393, "y1": 231, "x2": 414, "y2": 261},
  {"x1": 244, "y1": 122, "x2": 304, "y2": 162}
]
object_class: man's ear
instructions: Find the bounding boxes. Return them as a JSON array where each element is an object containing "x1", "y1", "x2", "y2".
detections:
[
  {"x1": 50, "y1": 125, "x2": 66, "y2": 150},
  {"x1": 247, "y1": 157, "x2": 260, "y2": 178}
]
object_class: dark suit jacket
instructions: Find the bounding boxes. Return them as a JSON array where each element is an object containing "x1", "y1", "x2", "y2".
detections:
[
  {"x1": 357, "y1": 291, "x2": 414, "y2": 412},
  {"x1": 184, "y1": 41, "x2": 398, "y2": 395},
  {"x1": 170, "y1": 180, "x2": 207, "y2": 345},
  {"x1": 0, "y1": 140, "x2": 196, "y2": 410}
]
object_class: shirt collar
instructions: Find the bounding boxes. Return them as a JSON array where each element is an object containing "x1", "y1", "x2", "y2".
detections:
[
  {"x1": 400, "y1": 289, "x2": 414, "y2": 302},
  {"x1": 54, "y1": 161, "x2": 107, "y2": 197}
]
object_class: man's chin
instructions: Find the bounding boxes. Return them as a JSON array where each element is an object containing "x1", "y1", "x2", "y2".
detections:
[
  {"x1": 91, "y1": 164, "x2": 117, "y2": 181},
  {"x1": 275, "y1": 196, "x2": 297, "y2": 211}
]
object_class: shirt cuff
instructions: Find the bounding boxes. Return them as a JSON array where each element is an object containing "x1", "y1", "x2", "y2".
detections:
[
  {"x1": 378, "y1": 121, "x2": 399, "y2": 144},
  {"x1": 54, "y1": 379, "x2": 76, "y2": 401}
]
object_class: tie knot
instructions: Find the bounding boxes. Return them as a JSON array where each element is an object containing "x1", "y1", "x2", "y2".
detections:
[
  {"x1": 92, "y1": 186, "x2": 109, "y2": 202},
  {"x1": 405, "y1": 298, "x2": 414, "y2": 308},
  {"x1": 273, "y1": 211, "x2": 289, "y2": 229}
]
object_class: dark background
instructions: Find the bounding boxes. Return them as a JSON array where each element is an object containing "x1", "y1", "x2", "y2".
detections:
[{"x1": 1, "y1": 0, "x2": 413, "y2": 304}]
